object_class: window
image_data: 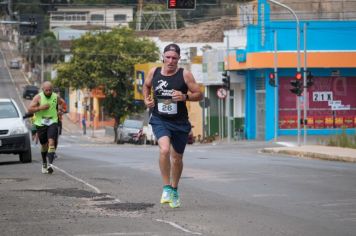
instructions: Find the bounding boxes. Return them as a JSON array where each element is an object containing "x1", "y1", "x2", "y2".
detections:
[
  {"x1": 91, "y1": 14, "x2": 104, "y2": 21},
  {"x1": 0, "y1": 102, "x2": 19, "y2": 119},
  {"x1": 114, "y1": 14, "x2": 126, "y2": 22},
  {"x1": 52, "y1": 15, "x2": 64, "y2": 21}
]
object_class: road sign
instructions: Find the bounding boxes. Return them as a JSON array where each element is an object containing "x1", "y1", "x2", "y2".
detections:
[{"x1": 217, "y1": 87, "x2": 227, "y2": 99}]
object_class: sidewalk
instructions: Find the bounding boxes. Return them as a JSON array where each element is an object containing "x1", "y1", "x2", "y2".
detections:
[
  {"x1": 262, "y1": 145, "x2": 356, "y2": 163},
  {"x1": 62, "y1": 114, "x2": 356, "y2": 163},
  {"x1": 61, "y1": 114, "x2": 115, "y2": 144}
]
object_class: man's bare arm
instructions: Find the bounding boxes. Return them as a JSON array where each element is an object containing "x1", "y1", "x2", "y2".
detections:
[
  {"x1": 28, "y1": 94, "x2": 49, "y2": 113},
  {"x1": 184, "y1": 70, "x2": 203, "y2": 101},
  {"x1": 143, "y1": 67, "x2": 156, "y2": 108}
]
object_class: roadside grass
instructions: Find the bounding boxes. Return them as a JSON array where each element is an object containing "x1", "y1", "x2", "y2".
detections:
[{"x1": 319, "y1": 130, "x2": 356, "y2": 149}]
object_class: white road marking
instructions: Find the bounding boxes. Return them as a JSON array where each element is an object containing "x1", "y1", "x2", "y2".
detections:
[
  {"x1": 53, "y1": 165, "x2": 101, "y2": 194},
  {"x1": 0, "y1": 49, "x2": 26, "y2": 109},
  {"x1": 156, "y1": 219, "x2": 202, "y2": 235},
  {"x1": 276, "y1": 141, "x2": 296, "y2": 147},
  {"x1": 49, "y1": 166, "x2": 202, "y2": 235}
]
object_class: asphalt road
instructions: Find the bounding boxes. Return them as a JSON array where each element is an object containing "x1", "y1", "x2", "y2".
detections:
[
  {"x1": 1, "y1": 43, "x2": 356, "y2": 236},
  {"x1": 1, "y1": 133, "x2": 356, "y2": 236}
]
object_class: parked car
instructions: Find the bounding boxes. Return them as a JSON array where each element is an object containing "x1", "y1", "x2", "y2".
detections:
[
  {"x1": 9, "y1": 59, "x2": 21, "y2": 69},
  {"x1": 117, "y1": 119, "x2": 144, "y2": 144},
  {"x1": 22, "y1": 85, "x2": 39, "y2": 99},
  {"x1": 0, "y1": 98, "x2": 32, "y2": 163},
  {"x1": 143, "y1": 124, "x2": 158, "y2": 145}
]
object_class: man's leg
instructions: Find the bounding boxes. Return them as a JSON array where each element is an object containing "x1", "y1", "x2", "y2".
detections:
[
  {"x1": 158, "y1": 136, "x2": 174, "y2": 204},
  {"x1": 46, "y1": 124, "x2": 59, "y2": 174},
  {"x1": 171, "y1": 149, "x2": 183, "y2": 189},
  {"x1": 158, "y1": 136, "x2": 171, "y2": 186},
  {"x1": 37, "y1": 126, "x2": 49, "y2": 174},
  {"x1": 168, "y1": 130, "x2": 189, "y2": 208}
]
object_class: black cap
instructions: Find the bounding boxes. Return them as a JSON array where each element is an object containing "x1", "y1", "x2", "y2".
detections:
[{"x1": 163, "y1": 43, "x2": 180, "y2": 55}]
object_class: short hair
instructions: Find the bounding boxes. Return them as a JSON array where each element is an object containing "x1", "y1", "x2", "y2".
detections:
[{"x1": 163, "y1": 43, "x2": 180, "y2": 55}]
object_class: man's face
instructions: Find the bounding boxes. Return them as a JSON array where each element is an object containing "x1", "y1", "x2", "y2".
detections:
[
  {"x1": 43, "y1": 86, "x2": 53, "y2": 97},
  {"x1": 163, "y1": 51, "x2": 180, "y2": 69}
]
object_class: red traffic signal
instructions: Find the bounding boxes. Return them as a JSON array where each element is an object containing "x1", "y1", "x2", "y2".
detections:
[
  {"x1": 168, "y1": 0, "x2": 196, "y2": 9},
  {"x1": 295, "y1": 72, "x2": 302, "y2": 80},
  {"x1": 269, "y1": 72, "x2": 276, "y2": 87}
]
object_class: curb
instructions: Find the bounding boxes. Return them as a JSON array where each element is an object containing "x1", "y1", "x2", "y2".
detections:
[{"x1": 262, "y1": 148, "x2": 356, "y2": 163}]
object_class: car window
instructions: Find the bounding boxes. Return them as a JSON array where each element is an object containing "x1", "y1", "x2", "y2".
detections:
[
  {"x1": 123, "y1": 120, "x2": 143, "y2": 129},
  {"x1": 0, "y1": 101, "x2": 19, "y2": 119}
]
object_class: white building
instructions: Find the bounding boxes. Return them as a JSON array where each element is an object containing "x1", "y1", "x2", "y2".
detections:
[{"x1": 49, "y1": 6, "x2": 134, "y2": 29}]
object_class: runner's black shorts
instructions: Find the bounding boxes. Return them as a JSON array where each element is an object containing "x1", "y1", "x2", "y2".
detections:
[
  {"x1": 149, "y1": 115, "x2": 191, "y2": 154},
  {"x1": 36, "y1": 123, "x2": 59, "y2": 145}
]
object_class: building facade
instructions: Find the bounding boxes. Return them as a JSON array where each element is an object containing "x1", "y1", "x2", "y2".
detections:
[{"x1": 226, "y1": 0, "x2": 356, "y2": 140}]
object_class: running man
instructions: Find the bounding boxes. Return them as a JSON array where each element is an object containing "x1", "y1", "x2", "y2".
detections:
[
  {"x1": 28, "y1": 81, "x2": 64, "y2": 174},
  {"x1": 143, "y1": 43, "x2": 203, "y2": 208}
]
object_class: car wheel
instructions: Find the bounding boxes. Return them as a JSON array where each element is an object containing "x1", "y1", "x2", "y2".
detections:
[{"x1": 19, "y1": 149, "x2": 32, "y2": 163}]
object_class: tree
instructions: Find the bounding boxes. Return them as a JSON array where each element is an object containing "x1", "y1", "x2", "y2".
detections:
[
  {"x1": 24, "y1": 31, "x2": 63, "y2": 83},
  {"x1": 54, "y1": 27, "x2": 159, "y2": 142}
]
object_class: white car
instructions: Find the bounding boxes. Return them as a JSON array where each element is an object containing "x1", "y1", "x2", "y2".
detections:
[
  {"x1": 9, "y1": 59, "x2": 21, "y2": 69},
  {"x1": 117, "y1": 119, "x2": 144, "y2": 144},
  {"x1": 0, "y1": 98, "x2": 32, "y2": 163},
  {"x1": 143, "y1": 124, "x2": 157, "y2": 145}
]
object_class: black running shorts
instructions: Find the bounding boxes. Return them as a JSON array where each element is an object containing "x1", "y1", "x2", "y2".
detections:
[
  {"x1": 149, "y1": 115, "x2": 191, "y2": 154},
  {"x1": 36, "y1": 123, "x2": 59, "y2": 145}
]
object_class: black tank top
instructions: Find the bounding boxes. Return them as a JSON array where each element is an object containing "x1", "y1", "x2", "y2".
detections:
[{"x1": 152, "y1": 67, "x2": 188, "y2": 120}]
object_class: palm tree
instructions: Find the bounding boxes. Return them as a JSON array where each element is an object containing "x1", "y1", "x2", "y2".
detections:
[{"x1": 28, "y1": 31, "x2": 63, "y2": 83}]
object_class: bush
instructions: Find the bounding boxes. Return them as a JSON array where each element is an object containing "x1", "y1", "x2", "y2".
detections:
[{"x1": 325, "y1": 130, "x2": 356, "y2": 149}]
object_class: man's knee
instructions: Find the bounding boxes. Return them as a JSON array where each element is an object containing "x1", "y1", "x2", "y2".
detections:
[{"x1": 160, "y1": 145, "x2": 170, "y2": 156}]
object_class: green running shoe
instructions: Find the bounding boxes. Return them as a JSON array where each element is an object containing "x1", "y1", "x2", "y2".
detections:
[
  {"x1": 160, "y1": 185, "x2": 172, "y2": 204},
  {"x1": 169, "y1": 189, "x2": 181, "y2": 208}
]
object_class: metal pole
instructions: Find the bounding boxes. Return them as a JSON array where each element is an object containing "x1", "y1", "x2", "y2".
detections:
[
  {"x1": 226, "y1": 34, "x2": 231, "y2": 143},
  {"x1": 41, "y1": 45, "x2": 44, "y2": 84},
  {"x1": 303, "y1": 23, "x2": 308, "y2": 145},
  {"x1": 273, "y1": 30, "x2": 278, "y2": 142},
  {"x1": 202, "y1": 97, "x2": 206, "y2": 140},
  {"x1": 268, "y1": 0, "x2": 301, "y2": 146},
  {"x1": 218, "y1": 98, "x2": 221, "y2": 140}
]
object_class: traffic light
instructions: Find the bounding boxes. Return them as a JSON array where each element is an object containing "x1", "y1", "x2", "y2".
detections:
[
  {"x1": 307, "y1": 71, "x2": 314, "y2": 88},
  {"x1": 222, "y1": 71, "x2": 230, "y2": 90},
  {"x1": 268, "y1": 72, "x2": 276, "y2": 87},
  {"x1": 19, "y1": 14, "x2": 43, "y2": 36},
  {"x1": 290, "y1": 72, "x2": 303, "y2": 96},
  {"x1": 167, "y1": 0, "x2": 196, "y2": 10}
]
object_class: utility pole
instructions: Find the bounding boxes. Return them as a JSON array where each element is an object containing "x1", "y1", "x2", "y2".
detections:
[
  {"x1": 303, "y1": 23, "x2": 308, "y2": 145},
  {"x1": 273, "y1": 30, "x2": 278, "y2": 141},
  {"x1": 226, "y1": 34, "x2": 231, "y2": 143},
  {"x1": 268, "y1": 0, "x2": 301, "y2": 146}
]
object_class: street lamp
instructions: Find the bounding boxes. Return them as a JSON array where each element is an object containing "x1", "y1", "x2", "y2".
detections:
[{"x1": 267, "y1": 0, "x2": 302, "y2": 146}]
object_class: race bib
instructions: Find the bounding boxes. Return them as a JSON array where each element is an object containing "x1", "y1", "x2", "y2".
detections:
[
  {"x1": 41, "y1": 118, "x2": 54, "y2": 126},
  {"x1": 157, "y1": 98, "x2": 177, "y2": 115}
]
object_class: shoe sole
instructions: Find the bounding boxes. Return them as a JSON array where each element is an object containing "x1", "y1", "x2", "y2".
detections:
[
  {"x1": 169, "y1": 202, "x2": 181, "y2": 208},
  {"x1": 160, "y1": 199, "x2": 172, "y2": 204},
  {"x1": 47, "y1": 166, "x2": 53, "y2": 174}
]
